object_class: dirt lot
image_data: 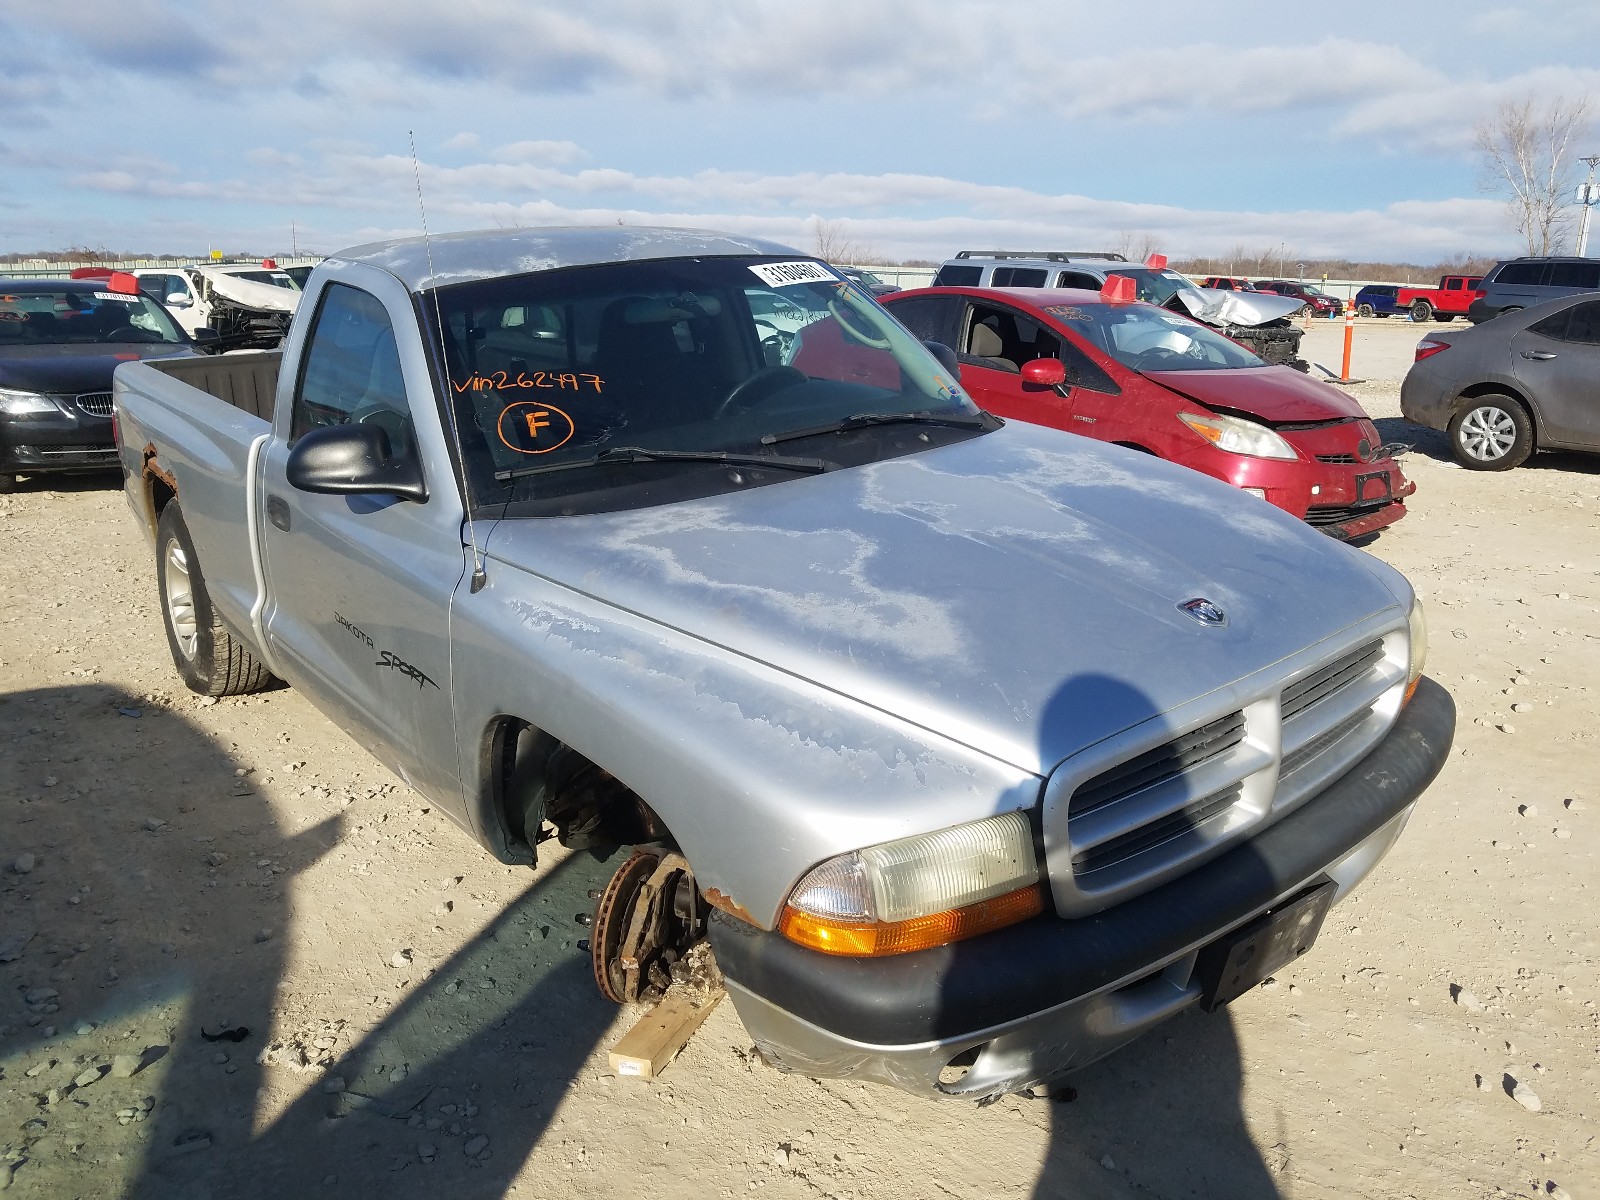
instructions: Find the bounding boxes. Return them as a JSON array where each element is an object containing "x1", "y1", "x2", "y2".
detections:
[{"x1": 2, "y1": 316, "x2": 1597, "y2": 1199}]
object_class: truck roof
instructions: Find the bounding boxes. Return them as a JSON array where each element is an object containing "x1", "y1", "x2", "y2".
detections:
[{"x1": 329, "y1": 226, "x2": 802, "y2": 293}]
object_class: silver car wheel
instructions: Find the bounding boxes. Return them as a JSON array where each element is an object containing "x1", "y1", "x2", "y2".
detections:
[
  {"x1": 163, "y1": 538, "x2": 200, "y2": 660},
  {"x1": 1457, "y1": 405, "x2": 1517, "y2": 462}
]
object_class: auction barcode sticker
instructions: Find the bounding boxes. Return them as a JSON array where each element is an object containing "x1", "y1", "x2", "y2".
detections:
[
  {"x1": 94, "y1": 292, "x2": 142, "y2": 303},
  {"x1": 748, "y1": 260, "x2": 837, "y2": 288}
]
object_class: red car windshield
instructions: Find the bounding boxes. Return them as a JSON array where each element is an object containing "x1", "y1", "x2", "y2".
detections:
[{"x1": 1044, "y1": 302, "x2": 1266, "y2": 373}]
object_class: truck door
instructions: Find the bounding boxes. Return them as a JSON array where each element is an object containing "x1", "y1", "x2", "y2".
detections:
[
  {"x1": 1512, "y1": 300, "x2": 1600, "y2": 448},
  {"x1": 257, "y1": 277, "x2": 469, "y2": 815}
]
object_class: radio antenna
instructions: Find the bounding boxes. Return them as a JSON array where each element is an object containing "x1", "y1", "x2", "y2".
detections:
[{"x1": 410, "y1": 130, "x2": 488, "y2": 593}]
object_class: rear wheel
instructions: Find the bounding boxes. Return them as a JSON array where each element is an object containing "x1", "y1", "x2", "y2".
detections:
[
  {"x1": 1433, "y1": 314, "x2": 1454, "y2": 323},
  {"x1": 1410, "y1": 300, "x2": 1434, "y2": 322},
  {"x1": 156, "y1": 503, "x2": 275, "y2": 696},
  {"x1": 1357, "y1": 303, "x2": 1375, "y2": 318},
  {"x1": 0, "y1": 473, "x2": 17, "y2": 494},
  {"x1": 1447, "y1": 396, "x2": 1533, "y2": 471}
]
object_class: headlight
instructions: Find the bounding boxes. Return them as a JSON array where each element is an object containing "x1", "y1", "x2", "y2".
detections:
[
  {"x1": 0, "y1": 387, "x2": 61, "y2": 416},
  {"x1": 1178, "y1": 411, "x2": 1298, "y2": 460},
  {"x1": 1405, "y1": 596, "x2": 1427, "y2": 704},
  {"x1": 778, "y1": 811, "x2": 1044, "y2": 956}
]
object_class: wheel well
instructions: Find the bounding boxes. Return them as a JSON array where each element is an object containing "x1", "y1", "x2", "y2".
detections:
[
  {"x1": 486, "y1": 717, "x2": 668, "y2": 863},
  {"x1": 1453, "y1": 386, "x2": 1538, "y2": 443},
  {"x1": 149, "y1": 475, "x2": 176, "y2": 517}
]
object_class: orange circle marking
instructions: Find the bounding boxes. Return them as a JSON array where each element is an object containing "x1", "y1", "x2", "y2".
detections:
[{"x1": 497, "y1": 401, "x2": 575, "y2": 455}]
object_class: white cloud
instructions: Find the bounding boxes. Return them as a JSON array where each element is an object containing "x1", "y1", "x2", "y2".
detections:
[{"x1": 492, "y1": 140, "x2": 588, "y2": 166}]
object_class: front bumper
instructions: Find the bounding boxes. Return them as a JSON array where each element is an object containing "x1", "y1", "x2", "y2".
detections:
[
  {"x1": 0, "y1": 400, "x2": 117, "y2": 476},
  {"x1": 710, "y1": 677, "x2": 1454, "y2": 1098}
]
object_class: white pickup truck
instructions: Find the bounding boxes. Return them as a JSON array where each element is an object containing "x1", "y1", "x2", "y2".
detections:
[{"x1": 113, "y1": 226, "x2": 1454, "y2": 1099}]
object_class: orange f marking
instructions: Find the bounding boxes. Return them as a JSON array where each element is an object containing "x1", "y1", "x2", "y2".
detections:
[{"x1": 524, "y1": 410, "x2": 552, "y2": 439}]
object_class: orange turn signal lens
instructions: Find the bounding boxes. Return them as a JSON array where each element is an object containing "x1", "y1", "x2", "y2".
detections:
[
  {"x1": 1403, "y1": 676, "x2": 1420, "y2": 707},
  {"x1": 779, "y1": 884, "x2": 1045, "y2": 957}
]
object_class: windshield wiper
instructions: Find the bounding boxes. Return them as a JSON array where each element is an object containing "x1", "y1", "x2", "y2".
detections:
[
  {"x1": 760, "y1": 410, "x2": 992, "y2": 446},
  {"x1": 494, "y1": 445, "x2": 833, "y2": 483}
]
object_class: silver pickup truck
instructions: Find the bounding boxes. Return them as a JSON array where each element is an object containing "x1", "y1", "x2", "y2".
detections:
[{"x1": 114, "y1": 227, "x2": 1454, "y2": 1100}]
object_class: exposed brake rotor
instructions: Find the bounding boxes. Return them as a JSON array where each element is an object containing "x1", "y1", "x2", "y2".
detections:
[{"x1": 590, "y1": 850, "x2": 707, "y2": 1005}]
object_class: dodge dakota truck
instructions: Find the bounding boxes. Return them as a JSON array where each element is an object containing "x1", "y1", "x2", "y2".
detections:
[{"x1": 114, "y1": 227, "x2": 1454, "y2": 1099}]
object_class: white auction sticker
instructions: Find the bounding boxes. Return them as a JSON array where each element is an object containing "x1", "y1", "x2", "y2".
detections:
[
  {"x1": 93, "y1": 292, "x2": 142, "y2": 303},
  {"x1": 748, "y1": 260, "x2": 837, "y2": 288}
]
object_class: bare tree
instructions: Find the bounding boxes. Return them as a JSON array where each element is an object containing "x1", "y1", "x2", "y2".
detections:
[
  {"x1": 810, "y1": 217, "x2": 873, "y2": 265},
  {"x1": 1114, "y1": 230, "x2": 1163, "y2": 263},
  {"x1": 1475, "y1": 94, "x2": 1593, "y2": 255}
]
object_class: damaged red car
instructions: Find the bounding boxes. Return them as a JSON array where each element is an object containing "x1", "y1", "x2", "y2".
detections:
[{"x1": 885, "y1": 282, "x2": 1413, "y2": 540}]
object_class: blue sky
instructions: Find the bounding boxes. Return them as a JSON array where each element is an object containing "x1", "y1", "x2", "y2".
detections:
[{"x1": 2, "y1": 1, "x2": 1598, "y2": 264}]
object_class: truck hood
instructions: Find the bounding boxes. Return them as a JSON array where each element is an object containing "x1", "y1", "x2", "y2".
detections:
[
  {"x1": 483, "y1": 423, "x2": 1405, "y2": 776},
  {"x1": 0, "y1": 344, "x2": 194, "y2": 394},
  {"x1": 1143, "y1": 365, "x2": 1371, "y2": 423}
]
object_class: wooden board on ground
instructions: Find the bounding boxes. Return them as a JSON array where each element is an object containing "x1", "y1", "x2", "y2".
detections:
[{"x1": 608, "y1": 988, "x2": 724, "y2": 1081}]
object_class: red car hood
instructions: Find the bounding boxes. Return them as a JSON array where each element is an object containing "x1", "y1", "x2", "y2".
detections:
[{"x1": 1142, "y1": 366, "x2": 1370, "y2": 423}]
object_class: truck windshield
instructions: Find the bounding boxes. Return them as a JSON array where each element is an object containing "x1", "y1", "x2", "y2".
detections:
[
  {"x1": 1048, "y1": 302, "x2": 1266, "y2": 373},
  {"x1": 426, "y1": 257, "x2": 982, "y2": 515},
  {"x1": 0, "y1": 287, "x2": 188, "y2": 345}
]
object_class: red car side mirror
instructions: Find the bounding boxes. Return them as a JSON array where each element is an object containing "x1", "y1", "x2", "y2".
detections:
[{"x1": 1021, "y1": 358, "x2": 1067, "y2": 387}]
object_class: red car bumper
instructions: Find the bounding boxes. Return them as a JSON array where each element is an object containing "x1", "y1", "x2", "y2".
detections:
[{"x1": 1171, "y1": 419, "x2": 1415, "y2": 540}]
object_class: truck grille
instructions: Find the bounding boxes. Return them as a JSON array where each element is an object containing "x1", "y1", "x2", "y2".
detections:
[
  {"x1": 1069, "y1": 711, "x2": 1244, "y2": 818},
  {"x1": 75, "y1": 391, "x2": 114, "y2": 417},
  {"x1": 1045, "y1": 625, "x2": 1408, "y2": 917}
]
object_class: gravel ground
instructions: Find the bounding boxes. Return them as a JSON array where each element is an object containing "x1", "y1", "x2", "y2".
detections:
[{"x1": 1, "y1": 336, "x2": 1597, "y2": 1199}]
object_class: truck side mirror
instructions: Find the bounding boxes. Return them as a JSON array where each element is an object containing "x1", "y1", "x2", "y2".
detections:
[
  {"x1": 166, "y1": 293, "x2": 194, "y2": 308},
  {"x1": 286, "y1": 423, "x2": 428, "y2": 503},
  {"x1": 1021, "y1": 358, "x2": 1067, "y2": 388},
  {"x1": 191, "y1": 327, "x2": 219, "y2": 348}
]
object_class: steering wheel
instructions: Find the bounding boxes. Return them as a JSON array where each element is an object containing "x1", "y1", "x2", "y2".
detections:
[
  {"x1": 825, "y1": 299, "x2": 893, "y2": 350},
  {"x1": 352, "y1": 404, "x2": 415, "y2": 458},
  {"x1": 1135, "y1": 346, "x2": 1191, "y2": 369},
  {"x1": 714, "y1": 365, "x2": 806, "y2": 419},
  {"x1": 753, "y1": 319, "x2": 794, "y2": 364},
  {"x1": 99, "y1": 325, "x2": 144, "y2": 342}
]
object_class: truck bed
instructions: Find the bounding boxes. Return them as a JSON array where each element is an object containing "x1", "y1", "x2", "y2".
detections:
[
  {"x1": 114, "y1": 350, "x2": 283, "y2": 647},
  {"x1": 142, "y1": 350, "x2": 281, "y2": 422}
]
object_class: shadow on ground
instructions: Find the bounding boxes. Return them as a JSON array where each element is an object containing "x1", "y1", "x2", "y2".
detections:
[
  {"x1": 3, "y1": 679, "x2": 1285, "y2": 1199},
  {"x1": 1378, "y1": 415, "x2": 1600, "y2": 475}
]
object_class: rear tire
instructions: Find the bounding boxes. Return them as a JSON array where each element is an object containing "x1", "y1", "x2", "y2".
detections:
[
  {"x1": 1447, "y1": 396, "x2": 1533, "y2": 471},
  {"x1": 1433, "y1": 314, "x2": 1454, "y2": 323},
  {"x1": 1410, "y1": 301, "x2": 1434, "y2": 322},
  {"x1": 1357, "y1": 303, "x2": 1375, "y2": 318},
  {"x1": 156, "y1": 503, "x2": 274, "y2": 696},
  {"x1": 0, "y1": 473, "x2": 17, "y2": 494}
]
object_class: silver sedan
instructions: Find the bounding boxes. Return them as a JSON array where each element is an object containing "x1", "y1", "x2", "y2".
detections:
[{"x1": 1401, "y1": 291, "x2": 1600, "y2": 470}]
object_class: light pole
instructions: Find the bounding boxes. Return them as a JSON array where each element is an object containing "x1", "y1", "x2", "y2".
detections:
[{"x1": 1577, "y1": 155, "x2": 1600, "y2": 258}]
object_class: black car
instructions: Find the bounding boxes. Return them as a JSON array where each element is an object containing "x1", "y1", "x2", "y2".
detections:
[
  {"x1": 0, "y1": 276, "x2": 203, "y2": 492},
  {"x1": 1467, "y1": 257, "x2": 1600, "y2": 324},
  {"x1": 835, "y1": 267, "x2": 898, "y2": 297}
]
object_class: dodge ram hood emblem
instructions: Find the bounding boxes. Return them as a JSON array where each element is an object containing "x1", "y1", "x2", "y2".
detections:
[{"x1": 1179, "y1": 597, "x2": 1228, "y2": 627}]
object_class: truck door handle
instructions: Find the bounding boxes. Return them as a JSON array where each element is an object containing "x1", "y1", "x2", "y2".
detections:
[
  {"x1": 1520, "y1": 350, "x2": 1557, "y2": 360},
  {"x1": 266, "y1": 494, "x2": 291, "y2": 531}
]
